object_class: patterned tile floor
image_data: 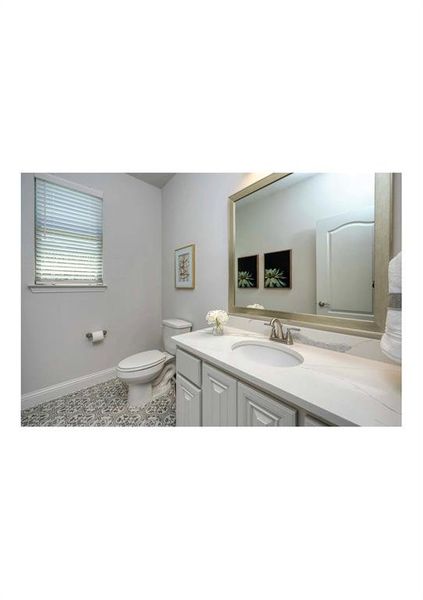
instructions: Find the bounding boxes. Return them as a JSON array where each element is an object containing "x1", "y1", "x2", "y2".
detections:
[{"x1": 21, "y1": 378, "x2": 176, "y2": 427}]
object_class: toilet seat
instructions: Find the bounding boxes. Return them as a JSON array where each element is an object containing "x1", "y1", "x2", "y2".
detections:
[{"x1": 118, "y1": 350, "x2": 166, "y2": 373}]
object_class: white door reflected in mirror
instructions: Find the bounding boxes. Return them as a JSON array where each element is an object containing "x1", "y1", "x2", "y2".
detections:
[{"x1": 316, "y1": 206, "x2": 375, "y2": 320}]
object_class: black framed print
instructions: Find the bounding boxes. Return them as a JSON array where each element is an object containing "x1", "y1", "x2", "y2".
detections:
[
  {"x1": 237, "y1": 254, "x2": 258, "y2": 288},
  {"x1": 264, "y1": 250, "x2": 292, "y2": 288}
]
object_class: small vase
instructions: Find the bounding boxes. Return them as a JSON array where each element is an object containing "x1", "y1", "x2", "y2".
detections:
[{"x1": 212, "y1": 322, "x2": 224, "y2": 336}]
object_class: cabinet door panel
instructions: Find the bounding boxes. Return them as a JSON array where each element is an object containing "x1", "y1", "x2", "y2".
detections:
[
  {"x1": 176, "y1": 374, "x2": 201, "y2": 426},
  {"x1": 237, "y1": 382, "x2": 297, "y2": 427},
  {"x1": 202, "y1": 364, "x2": 237, "y2": 426}
]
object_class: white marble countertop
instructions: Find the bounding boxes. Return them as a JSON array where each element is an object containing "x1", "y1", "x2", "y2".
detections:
[{"x1": 172, "y1": 326, "x2": 401, "y2": 427}]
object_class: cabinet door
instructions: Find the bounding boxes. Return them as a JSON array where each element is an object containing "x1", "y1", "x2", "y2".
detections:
[
  {"x1": 237, "y1": 382, "x2": 297, "y2": 427},
  {"x1": 176, "y1": 374, "x2": 201, "y2": 426},
  {"x1": 202, "y1": 363, "x2": 237, "y2": 426}
]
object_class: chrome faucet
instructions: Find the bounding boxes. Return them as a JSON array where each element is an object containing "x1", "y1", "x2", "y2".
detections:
[{"x1": 265, "y1": 318, "x2": 300, "y2": 345}]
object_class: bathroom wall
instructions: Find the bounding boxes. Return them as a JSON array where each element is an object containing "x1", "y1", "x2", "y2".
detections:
[
  {"x1": 21, "y1": 173, "x2": 162, "y2": 394},
  {"x1": 161, "y1": 173, "x2": 265, "y2": 330},
  {"x1": 161, "y1": 173, "x2": 401, "y2": 360}
]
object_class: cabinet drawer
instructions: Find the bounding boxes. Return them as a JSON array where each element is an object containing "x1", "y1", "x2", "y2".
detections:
[
  {"x1": 176, "y1": 348, "x2": 202, "y2": 387},
  {"x1": 176, "y1": 374, "x2": 202, "y2": 426},
  {"x1": 237, "y1": 382, "x2": 297, "y2": 426},
  {"x1": 304, "y1": 415, "x2": 329, "y2": 427}
]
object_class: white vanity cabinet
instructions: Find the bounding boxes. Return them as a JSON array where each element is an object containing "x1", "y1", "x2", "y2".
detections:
[
  {"x1": 173, "y1": 328, "x2": 401, "y2": 427},
  {"x1": 237, "y1": 382, "x2": 297, "y2": 426},
  {"x1": 176, "y1": 348, "x2": 302, "y2": 427}
]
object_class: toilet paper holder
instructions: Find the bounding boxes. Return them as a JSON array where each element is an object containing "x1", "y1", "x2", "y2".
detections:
[{"x1": 86, "y1": 330, "x2": 107, "y2": 340}]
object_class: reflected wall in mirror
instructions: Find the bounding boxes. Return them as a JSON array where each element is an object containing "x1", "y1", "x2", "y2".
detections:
[{"x1": 229, "y1": 173, "x2": 393, "y2": 335}]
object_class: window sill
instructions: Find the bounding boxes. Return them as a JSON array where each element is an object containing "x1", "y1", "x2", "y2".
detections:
[{"x1": 28, "y1": 284, "x2": 108, "y2": 293}]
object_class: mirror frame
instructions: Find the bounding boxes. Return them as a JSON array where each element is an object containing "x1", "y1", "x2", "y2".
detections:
[{"x1": 228, "y1": 173, "x2": 393, "y2": 338}]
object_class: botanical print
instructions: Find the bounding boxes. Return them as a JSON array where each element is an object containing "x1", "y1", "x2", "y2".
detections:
[
  {"x1": 264, "y1": 268, "x2": 287, "y2": 287},
  {"x1": 238, "y1": 271, "x2": 254, "y2": 287},
  {"x1": 264, "y1": 250, "x2": 292, "y2": 288},
  {"x1": 178, "y1": 252, "x2": 190, "y2": 282},
  {"x1": 175, "y1": 244, "x2": 195, "y2": 288},
  {"x1": 237, "y1": 255, "x2": 258, "y2": 288}
]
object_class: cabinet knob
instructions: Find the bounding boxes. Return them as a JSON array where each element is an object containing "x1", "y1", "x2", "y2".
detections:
[{"x1": 318, "y1": 301, "x2": 329, "y2": 307}]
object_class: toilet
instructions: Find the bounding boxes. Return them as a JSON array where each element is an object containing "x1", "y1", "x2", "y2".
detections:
[{"x1": 117, "y1": 318, "x2": 192, "y2": 407}]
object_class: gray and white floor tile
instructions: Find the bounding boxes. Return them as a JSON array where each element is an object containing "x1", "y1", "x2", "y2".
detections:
[{"x1": 21, "y1": 378, "x2": 176, "y2": 427}]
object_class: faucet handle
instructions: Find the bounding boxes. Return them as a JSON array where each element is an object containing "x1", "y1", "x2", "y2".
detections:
[{"x1": 285, "y1": 327, "x2": 300, "y2": 345}]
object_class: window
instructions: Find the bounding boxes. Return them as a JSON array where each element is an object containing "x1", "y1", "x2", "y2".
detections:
[{"x1": 34, "y1": 176, "x2": 103, "y2": 285}]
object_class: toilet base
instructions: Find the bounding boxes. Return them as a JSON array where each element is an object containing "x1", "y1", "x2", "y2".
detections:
[{"x1": 127, "y1": 382, "x2": 152, "y2": 408}]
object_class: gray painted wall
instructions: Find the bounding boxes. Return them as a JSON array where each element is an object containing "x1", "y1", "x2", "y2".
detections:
[
  {"x1": 161, "y1": 173, "x2": 260, "y2": 331},
  {"x1": 21, "y1": 173, "x2": 162, "y2": 394}
]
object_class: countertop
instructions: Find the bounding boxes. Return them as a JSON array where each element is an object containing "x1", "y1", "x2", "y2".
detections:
[{"x1": 172, "y1": 326, "x2": 401, "y2": 426}]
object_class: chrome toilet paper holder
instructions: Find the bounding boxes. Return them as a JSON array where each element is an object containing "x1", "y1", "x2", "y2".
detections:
[{"x1": 86, "y1": 330, "x2": 107, "y2": 340}]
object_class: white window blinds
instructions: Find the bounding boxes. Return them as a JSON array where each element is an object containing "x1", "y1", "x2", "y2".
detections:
[{"x1": 35, "y1": 177, "x2": 103, "y2": 284}]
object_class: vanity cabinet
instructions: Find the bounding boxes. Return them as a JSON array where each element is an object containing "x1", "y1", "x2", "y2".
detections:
[
  {"x1": 237, "y1": 382, "x2": 297, "y2": 426},
  {"x1": 176, "y1": 349, "x2": 300, "y2": 426},
  {"x1": 202, "y1": 363, "x2": 237, "y2": 426},
  {"x1": 175, "y1": 348, "x2": 332, "y2": 427}
]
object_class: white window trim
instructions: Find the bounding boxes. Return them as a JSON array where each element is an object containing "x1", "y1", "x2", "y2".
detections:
[
  {"x1": 28, "y1": 283, "x2": 107, "y2": 293},
  {"x1": 32, "y1": 174, "x2": 106, "y2": 292},
  {"x1": 35, "y1": 173, "x2": 104, "y2": 198}
]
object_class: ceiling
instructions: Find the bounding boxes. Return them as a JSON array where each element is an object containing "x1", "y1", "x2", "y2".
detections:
[{"x1": 128, "y1": 173, "x2": 175, "y2": 189}]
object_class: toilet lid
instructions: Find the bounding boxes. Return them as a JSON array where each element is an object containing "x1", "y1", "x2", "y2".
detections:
[
  {"x1": 162, "y1": 318, "x2": 192, "y2": 329},
  {"x1": 118, "y1": 350, "x2": 166, "y2": 372}
]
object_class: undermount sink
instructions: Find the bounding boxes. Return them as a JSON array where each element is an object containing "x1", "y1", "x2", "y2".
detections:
[{"x1": 231, "y1": 340, "x2": 304, "y2": 367}]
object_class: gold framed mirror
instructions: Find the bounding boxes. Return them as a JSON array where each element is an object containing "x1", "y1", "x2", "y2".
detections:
[{"x1": 228, "y1": 173, "x2": 393, "y2": 337}]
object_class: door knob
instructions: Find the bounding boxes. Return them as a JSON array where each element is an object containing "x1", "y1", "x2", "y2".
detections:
[{"x1": 318, "y1": 301, "x2": 329, "y2": 307}]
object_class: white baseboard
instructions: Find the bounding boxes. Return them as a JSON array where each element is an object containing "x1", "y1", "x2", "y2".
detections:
[{"x1": 22, "y1": 367, "x2": 117, "y2": 410}]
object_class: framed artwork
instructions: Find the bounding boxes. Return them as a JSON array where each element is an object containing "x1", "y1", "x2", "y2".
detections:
[
  {"x1": 237, "y1": 254, "x2": 258, "y2": 288},
  {"x1": 264, "y1": 249, "x2": 292, "y2": 288},
  {"x1": 175, "y1": 244, "x2": 195, "y2": 289}
]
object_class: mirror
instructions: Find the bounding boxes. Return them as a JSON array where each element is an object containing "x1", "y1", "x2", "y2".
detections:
[{"x1": 229, "y1": 173, "x2": 393, "y2": 336}]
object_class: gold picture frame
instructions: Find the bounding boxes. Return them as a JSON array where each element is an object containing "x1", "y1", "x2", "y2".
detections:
[{"x1": 175, "y1": 244, "x2": 195, "y2": 289}]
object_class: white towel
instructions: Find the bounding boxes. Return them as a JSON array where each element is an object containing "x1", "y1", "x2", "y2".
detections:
[
  {"x1": 380, "y1": 252, "x2": 401, "y2": 363},
  {"x1": 388, "y1": 251, "x2": 401, "y2": 293}
]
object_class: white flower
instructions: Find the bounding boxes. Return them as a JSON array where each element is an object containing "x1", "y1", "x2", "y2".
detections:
[
  {"x1": 246, "y1": 303, "x2": 265, "y2": 310},
  {"x1": 206, "y1": 309, "x2": 229, "y2": 325}
]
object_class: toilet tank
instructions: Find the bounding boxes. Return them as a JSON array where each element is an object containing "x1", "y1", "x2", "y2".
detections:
[{"x1": 162, "y1": 318, "x2": 192, "y2": 354}]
